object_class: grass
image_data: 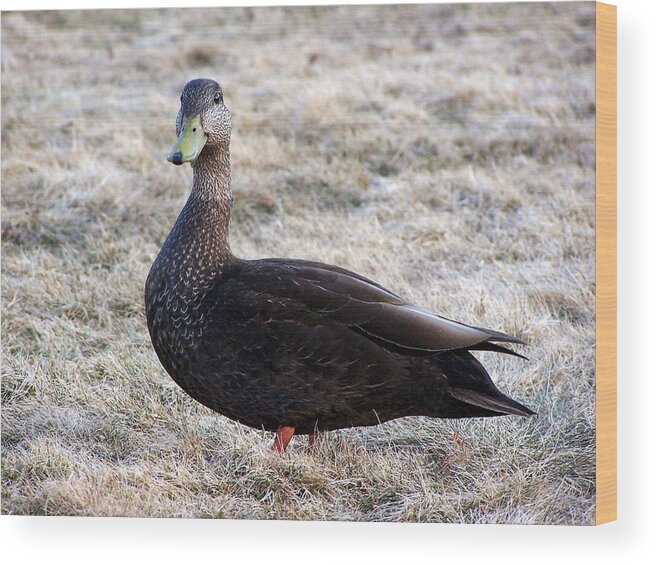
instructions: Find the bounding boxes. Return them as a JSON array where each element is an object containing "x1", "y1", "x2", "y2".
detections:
[{"x1": 1, "y1": 2, "x2": 596, "y2": 523}]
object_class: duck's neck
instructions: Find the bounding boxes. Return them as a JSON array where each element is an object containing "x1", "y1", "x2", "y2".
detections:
[
  {"x1": 191, "y1": 145, "x2": 232, "y2": 203},
  {"x1": 177, "y1": 145, "x2": 234, "y2": 262}
]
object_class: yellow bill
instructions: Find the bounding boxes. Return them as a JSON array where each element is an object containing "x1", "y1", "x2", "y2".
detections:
[{"x1": 167, "y1": 115, "x2": 207, "y2": 165}]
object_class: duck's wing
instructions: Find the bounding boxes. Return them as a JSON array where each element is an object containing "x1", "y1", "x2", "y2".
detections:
[{"x1": 222, "y1": 258, "x2": 525, "y2": 356}]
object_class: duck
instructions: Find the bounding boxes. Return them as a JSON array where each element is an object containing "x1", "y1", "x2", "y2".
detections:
[{"x1": 145, "y1": 78, "x2": 535, "y2": 453}]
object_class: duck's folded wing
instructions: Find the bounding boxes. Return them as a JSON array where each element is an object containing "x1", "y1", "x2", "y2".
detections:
[{"x1": 223, "y1": 258, "x2": 525, "y2": 355}]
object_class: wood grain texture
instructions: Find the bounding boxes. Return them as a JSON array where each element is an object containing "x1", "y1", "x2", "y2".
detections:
[{"x1": 595, "y1": 1, "x2": 617, "y2": 525}]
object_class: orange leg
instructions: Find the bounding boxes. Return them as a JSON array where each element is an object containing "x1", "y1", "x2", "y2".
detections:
[
  {"x1": 272, "y1": 426, "x2": 295, "y2": 453},
  {"x1": 453, "y1": 431, "x2": 465, "y2": 449}
]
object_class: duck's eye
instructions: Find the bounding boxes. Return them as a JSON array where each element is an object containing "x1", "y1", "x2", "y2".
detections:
[{"x1": 214, "y1": 93, "x2": 222, "y2": 104}]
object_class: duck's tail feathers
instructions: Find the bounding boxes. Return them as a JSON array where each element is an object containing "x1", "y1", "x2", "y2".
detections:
[
  {"x1": 469, "y1": 341, "x2": 528, "y2": 360},
  {"x1": 449, "y1": 387, "x2": 536, "y2": 417},
  {"x1": 472, "y1": 326, "x2": 527, "y2": 346}
]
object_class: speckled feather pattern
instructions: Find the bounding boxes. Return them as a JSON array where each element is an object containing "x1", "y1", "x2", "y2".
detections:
[{"x1": 145, "y1": 79, "x2": 534, "y2": 436}]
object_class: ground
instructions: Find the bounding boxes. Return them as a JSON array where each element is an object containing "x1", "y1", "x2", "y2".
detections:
[{"x1": 1, "y1": 2, "x2": 596, "y2": 523}]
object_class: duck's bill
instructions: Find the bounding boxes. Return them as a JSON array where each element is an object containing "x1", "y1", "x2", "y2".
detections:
[{"x1": 167, "y1": 115, "x2": 207, "y2": 165}]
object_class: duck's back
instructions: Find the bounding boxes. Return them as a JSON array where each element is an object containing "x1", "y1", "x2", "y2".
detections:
[{"x1": 146, "y1": 250, "x2": 534, "y2": 433}]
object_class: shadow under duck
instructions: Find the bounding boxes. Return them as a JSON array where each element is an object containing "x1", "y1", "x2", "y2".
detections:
[{"x1": 145, "y1": 78, "x2": 535, "y2": 452}]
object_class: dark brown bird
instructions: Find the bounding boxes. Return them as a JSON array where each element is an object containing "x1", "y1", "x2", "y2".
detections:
[{"x1": 145, "y1": 78, "x2": 535, "y2": 452}]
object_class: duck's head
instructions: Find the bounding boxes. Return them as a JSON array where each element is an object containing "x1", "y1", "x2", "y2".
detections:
[{"x1": 168, "y1": 78, "x2": 232, "y2": 166}]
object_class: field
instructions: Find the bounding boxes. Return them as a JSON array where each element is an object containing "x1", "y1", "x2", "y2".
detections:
[{"x1": 1, "y1": 3, "x2": 596, "y2": 523}]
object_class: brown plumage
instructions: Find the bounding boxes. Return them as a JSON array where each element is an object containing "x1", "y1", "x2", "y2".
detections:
[{"x1": 145, "y1": 78, "x2": 535, "y2": 451}]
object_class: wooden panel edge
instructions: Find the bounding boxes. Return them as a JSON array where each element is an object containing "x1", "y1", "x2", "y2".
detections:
[{"x1": 595, "y1": 1, "x2": 617, "y2": 526}]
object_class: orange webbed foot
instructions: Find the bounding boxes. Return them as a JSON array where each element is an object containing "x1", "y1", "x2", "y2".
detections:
[
  {"x1": 272, "y1": 426, "x2": 295, "y2": 453},
  {"x1": 453, "y1": 431, "x2": 465, "y2": 449}
]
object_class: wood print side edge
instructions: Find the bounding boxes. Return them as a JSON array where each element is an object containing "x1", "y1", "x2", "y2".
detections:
[{"x1": 595, "y1": 1, "x2": 617, "y2": 526}]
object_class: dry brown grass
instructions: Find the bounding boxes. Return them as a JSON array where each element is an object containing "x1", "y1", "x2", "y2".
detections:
[{"x1": 1, "y1": 3, "x2": 596, "y2": 523}]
